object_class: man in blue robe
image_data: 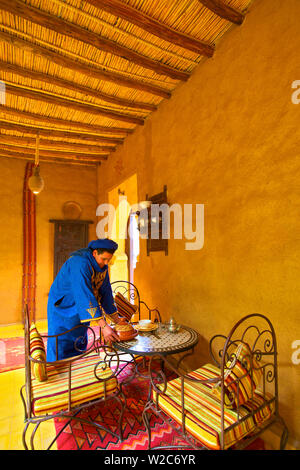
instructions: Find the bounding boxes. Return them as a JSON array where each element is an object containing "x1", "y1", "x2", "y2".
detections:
[{"x1": 47, "y1": 238, "x2": 121, "y2": 362}]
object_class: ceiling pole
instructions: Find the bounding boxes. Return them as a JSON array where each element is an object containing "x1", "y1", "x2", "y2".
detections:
[
  {"x1": 85, "y1": 0, "x2": 215, "y2": 56},
  {"x1": 0, "y1": 30, "x2": 171, "y2": 98},
  {"x1": 199, "y1": 0, "x2": 245, "y2": 25},
  {"x1": 0, "y1": 0, "x2": 191, "y2": 81}
]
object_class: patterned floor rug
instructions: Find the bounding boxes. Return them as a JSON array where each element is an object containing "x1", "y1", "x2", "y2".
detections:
[
  {"x1": 54, "y1": 361, "x2": 195, "y2": 451},
  {"x1": 0, "y1": 336, "x2": 26, "y2": 373}
]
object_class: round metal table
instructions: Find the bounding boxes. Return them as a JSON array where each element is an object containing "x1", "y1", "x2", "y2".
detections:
[{"x1": 113, "y1": 324, "x2": 199, "y2": 357}]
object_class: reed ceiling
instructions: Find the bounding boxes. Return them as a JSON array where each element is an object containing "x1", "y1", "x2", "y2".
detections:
[{"x1": 0, "y1": 0, "x2": 254, "y2": 167}]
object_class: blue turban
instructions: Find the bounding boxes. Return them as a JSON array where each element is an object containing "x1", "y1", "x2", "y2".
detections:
[{"x1": 88, "y1": 238, "x2": 118, "y2": 252}]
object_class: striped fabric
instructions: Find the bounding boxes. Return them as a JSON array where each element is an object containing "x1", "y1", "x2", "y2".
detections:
[
  {"x1": 31, "y1": 353, "x2": 118, "y2": 416},
  {"x1": 153, "y1": 363, "x2": 274, "y2": 450},
  {"x1": 212, "y1": 361, "x2": 252, "y2": 409},
  {"x1": 234, "y1": 341, "x2": 263, "y2": 387},
  {"x1": 29, "y1": 323, "x2": 47, "y2": 382},
  {"x1": 114, "y1": 293, "x2": 138, "y2": 321},
  {"x1": 211, "y1": 341, "x2": 263, "y2": 409}
]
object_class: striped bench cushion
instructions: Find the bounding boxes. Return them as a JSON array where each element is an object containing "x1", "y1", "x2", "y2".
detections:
[
  {"x1": 31, "y1": 353, "x2": 118, "y2": 416},
  {"x1": 153, "y1": 363, "x2": 274, "y2": 450},
  {"x1": 114, "y1": 293, "x2": 138, "y2": 321},
  {"x1": 30, "y1": 323, "x2": 47, "y2": 382}
]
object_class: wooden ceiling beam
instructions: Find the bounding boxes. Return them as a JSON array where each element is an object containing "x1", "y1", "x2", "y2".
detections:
[
  {"x1": 0, "y1": 0, "x2": 190, "y2": 81},
  {"x1": 0, "y1": 135, "x2": 116, "y2": 152},
  {"x1": 0, "y1": 152, "x2": 98, "y2": 166},
  {"x1": 199, "y1": 1, "x2": 245, "y2": 25},
  {"x1": 86, "y1": 0, "x2": 214, "y2": 57},
  {"x1": 0, "y1": 120, "x2": 124, "y2": 144},
  {"x1": 0, "y1": 60, "x2": 157, "y2": 112},
  {"x1": 0, "y1": 144, "x2": 108, "y2": 160},
  {"x1": 0, "y1": 30, "x2": 171, "y2": 99},
  {"x1": 0, "y1": 105, "x2": 133, "y2": 135},
  {"x1": 5, "y1": 83, "x2": 144, "y2": 126}
]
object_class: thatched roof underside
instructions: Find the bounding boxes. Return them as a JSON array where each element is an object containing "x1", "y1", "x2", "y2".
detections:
[{"x1": 0, "y1": 0, "x2": 254, "y2": 167}]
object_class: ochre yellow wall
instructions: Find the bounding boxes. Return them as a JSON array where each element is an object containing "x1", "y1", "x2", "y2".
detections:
[
  {"x1": 0, "y1": 158, "x2": 24, "y2": 325},
  {"x1": 0, "y1": 158, "x2": 98, "y2": 324},
  {"x1": 97, "y1": 0, "x2": 300, "y2": 442}
]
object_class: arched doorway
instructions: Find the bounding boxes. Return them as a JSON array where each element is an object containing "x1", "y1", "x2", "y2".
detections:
[{"x1": 107, "y1": 174, "x2": 139, "y2": 286}]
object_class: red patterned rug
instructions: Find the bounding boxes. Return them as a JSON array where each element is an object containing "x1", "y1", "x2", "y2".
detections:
[
  {"x1": 0, "y1": 333, "x2": 47, "y2": 373},
  {"x1": 0, "y1": 336, "x2": 26, "y2": 373},
  {"x1": 54, "y1": 360, "x2": 195, "y2": 450}
]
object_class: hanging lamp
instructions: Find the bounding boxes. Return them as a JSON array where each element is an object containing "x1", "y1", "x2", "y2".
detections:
[{"x1": 28, "y1": 133, "x2": 44, "y2": 195}]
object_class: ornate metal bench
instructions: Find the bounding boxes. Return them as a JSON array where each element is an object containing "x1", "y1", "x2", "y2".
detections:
[
  {"x1": 20, "y1": 306, "x2": 126, "y2": 450},
  {"x1": 143, "y1": 313, "x2": 289, "y2": 450}
]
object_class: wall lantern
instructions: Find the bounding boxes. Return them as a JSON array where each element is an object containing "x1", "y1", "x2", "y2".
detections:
[{"x1": 131, "y1": 200, "x2": 152, "y2": 232}]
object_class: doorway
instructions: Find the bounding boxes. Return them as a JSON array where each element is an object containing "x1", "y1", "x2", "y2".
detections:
[{"x1": 107, "y1": 174, "x2": 139, "y2": 286}]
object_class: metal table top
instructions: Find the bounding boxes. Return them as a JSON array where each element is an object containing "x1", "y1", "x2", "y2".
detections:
[{"x1": 112, "y1": 324, "x2": 199, "y2": 356}]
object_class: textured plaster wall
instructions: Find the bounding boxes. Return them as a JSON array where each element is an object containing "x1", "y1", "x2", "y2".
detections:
[
  {"x1": 0, "y1": 159, "x2": 98, "y2": 324},
  {"x1": 0, "y1": 158, "x2": 24, "y2": 325},
  {"x1": 97, "y1": 0, "x2": 300, "y2": 442}
]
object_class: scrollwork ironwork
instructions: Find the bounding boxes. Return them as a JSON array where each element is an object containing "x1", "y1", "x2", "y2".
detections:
[
  {"x1": 94, "y1": 345, "x2": 120, "y2": 382},
  {"x1": 110, "y1": 280, "x2": 162, "y2": 322},
  {"x1": 148, "y1": 357, "x2": 168, "y2": 396},
  {"x1": 264, "y1": 363, "x2": 275, "y2": 384},
  {"x1": 74, "y1": 334, "x2": 88, "y2": 353},
  {"x1": 253, "y1": 329, "x2": 274, "y2": 354},
  {"x1": 111, "y1": 281, "x2": 140, "y2": 303}
]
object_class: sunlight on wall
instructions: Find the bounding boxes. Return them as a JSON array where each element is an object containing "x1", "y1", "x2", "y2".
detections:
[{"x1": 107, "y1": 174, "x2": 138, "y2": 285}]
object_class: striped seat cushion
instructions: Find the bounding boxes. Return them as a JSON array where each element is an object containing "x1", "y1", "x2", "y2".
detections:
[
  {"x1": 31, "y1": 353, "x2": 118, "y2": 416},
  {"x1": 114, "y1": 293, "x2": 138, "y2": 321},
  {"x1": 29, "y1": 323, "x2": 47, "y2": 382},
  {"x1": 153, "y1": 363, "x2": 274, "y2": 450}
]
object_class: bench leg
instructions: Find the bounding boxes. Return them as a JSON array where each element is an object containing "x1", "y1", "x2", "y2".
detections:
[{"x1": 280, "y1": 423, "x2": 289, "y2": 450}]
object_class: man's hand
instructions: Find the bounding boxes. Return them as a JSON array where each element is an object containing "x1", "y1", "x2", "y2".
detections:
[{"x1": 102, "y1": 323, "x2": 120, "y2": 345}]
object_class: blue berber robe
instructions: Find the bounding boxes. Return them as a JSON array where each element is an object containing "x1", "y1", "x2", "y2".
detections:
[{"x1": 46, "y1": 247, "x2": 117, "y2": 361}]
